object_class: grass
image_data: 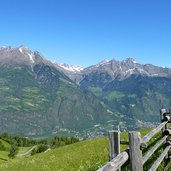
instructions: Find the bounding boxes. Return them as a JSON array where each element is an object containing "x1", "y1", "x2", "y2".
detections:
[
  {"x1": 0, "y1": 138, "x2": 108, "y2": 171},
  {"x1": 0, "y1": 128, "x2": 170, "y2": 171},
  {"x1": 0, "y1": 140, "x2": 10, "y2": 151},
  {"x1": 0, "y1": 151, "x2": 9, "y2": 165},
  {"x1": 0, "y1": 129, "x2": 152, "y2": 171},
  {"x1": 0, "y1": 145, "x2": 34, "y2": 166}
]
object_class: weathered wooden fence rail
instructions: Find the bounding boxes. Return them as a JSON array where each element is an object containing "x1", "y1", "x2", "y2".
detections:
[
  {"x1": 98, "y1": 151, "x2": 129, "y2": 171},
  {"x1": 97, "y1": 108, "x2": 171, "y2": 171}
]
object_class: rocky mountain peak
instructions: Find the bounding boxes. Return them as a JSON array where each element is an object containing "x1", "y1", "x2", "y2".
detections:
[
  {"x1": 0, "y1": 46, "x2": 11, "y2": 50},
  {"x1": 1, "y1": 45, "x2": 171, "y2": 82},
  {"x1": 98, "y1": 59, "x2": 110, "y2": 65},
  {"x1": 18, "y1": 45, "x2": 30, "y2": 50},
  {"x1": 124, "y1": 57, "x2": 138, "y2": 64},
  {"x1": 79, "y1": 57, "x2": 171, "y2": 87},
  {"x1": 0, "y1": 45, "x2": 50, "y2": 67}
]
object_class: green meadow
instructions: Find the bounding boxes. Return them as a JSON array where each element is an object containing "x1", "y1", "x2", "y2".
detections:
[{"x1": 0, "y1": 129, "x2": 158, "y2": 171}]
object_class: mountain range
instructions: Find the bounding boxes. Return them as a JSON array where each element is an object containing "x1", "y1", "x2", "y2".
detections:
[{"x1": 0, "y1": 46, "x2": 171, "y2": 138}]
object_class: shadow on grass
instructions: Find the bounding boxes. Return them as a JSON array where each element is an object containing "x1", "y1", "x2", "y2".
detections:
[{"x1": 0, "y1": 158, "x2": 8, "y2": 161}]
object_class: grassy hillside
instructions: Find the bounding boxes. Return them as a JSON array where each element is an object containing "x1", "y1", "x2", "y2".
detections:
[
  {"x1": 0, "y1": 129, "x2": 152, "y2": 171},
  {"x1": 0, "y1": 137, "x2": 108, "y2": 171},
  {"x1": 0, "y1": 139, "x2": 10, "y2": 151}
]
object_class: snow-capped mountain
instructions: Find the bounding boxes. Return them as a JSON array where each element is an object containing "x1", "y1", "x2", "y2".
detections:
[
  {"x1": 1, "y1": 45, "x2": 171, "y2": 135},
  {"x1": 1, "y1": 46, "x2": 171, "y2": 82},
  {"x1": 83, "y1": 57, "x2": 171, "y2": 79},
  {"x1": 55, "y1": 57, "x2": 169, "y2": 88},
  {"x1": 0, "y1": 46, "x2": 56, "y2": 70}
]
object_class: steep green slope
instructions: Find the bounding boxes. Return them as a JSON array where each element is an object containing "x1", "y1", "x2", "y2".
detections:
[
  {"x1": 0, "y1": 64, "x2": 111, "y2": 137},
  {"x1": 81, "y1": 75, "x2": 171, "y2": 130}
]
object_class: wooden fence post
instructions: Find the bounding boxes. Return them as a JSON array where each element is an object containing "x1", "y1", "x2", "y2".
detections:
[
  {"x1": 129, "y1": 131, "x2": 143, "y2": 171},
  {"x1": 108, "y1": 131, "x2": 121, "y2": 171},
  {"x1": 160, "y1": 108, "x2": 169, "y2": 163},
  {"x1": 109, "y1": 131, "x2": 120, "y2": 160}
]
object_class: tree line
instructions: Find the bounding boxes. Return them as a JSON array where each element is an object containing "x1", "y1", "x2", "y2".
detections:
[{"x1": 0, "y1": 132, "x2": 79, "y2": 158}]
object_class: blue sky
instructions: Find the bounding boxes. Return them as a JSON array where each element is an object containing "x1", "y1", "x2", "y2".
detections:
[{"x1": 0, "y1": 0, "x2": 171, "y2": 67}]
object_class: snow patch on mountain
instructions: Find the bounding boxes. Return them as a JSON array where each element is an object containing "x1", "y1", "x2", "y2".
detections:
[
  {"x1": 125, "y1": 68, "x2": 135, "y2": 74},
  {"x1": 0, "y1": 46, "x2": 8, "y2": 49},
  {"x1": 132, "y1": 59, "x2": 138, "y2": 64},
  {"x1": 59, "y1": 63, "x2": 84, "y2": 73},
  {"x1": 19, "y1": 46, "x2": 35, "y2": 63},
  {"x1": 0, "y1": 46, "x2": 12, "y2": 51}
]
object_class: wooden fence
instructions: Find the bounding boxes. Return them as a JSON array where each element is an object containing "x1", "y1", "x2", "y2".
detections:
[{"x1": 97, "y1": 108, "x2": 171, "y2": 171}]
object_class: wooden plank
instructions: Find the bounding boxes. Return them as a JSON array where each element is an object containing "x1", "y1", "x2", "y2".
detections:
[
  {"x1": 142, "y1": 135, "x2": 168, "y2": 164},
  {"x1": 109, "y1": 131, "x2": 120, "y2": 161},
  {"x1": 148, "y1": 145, "x2": 171, "y2": 171},
  {"x1": 97, "y1": 151, "x2": 129, "y2": 171},
  {"x1": 141, "y1": 121, "x2": 168, "y2": 148},
  {"x1": 129, "y1": 131, "x2": 143, "y2": 171}
]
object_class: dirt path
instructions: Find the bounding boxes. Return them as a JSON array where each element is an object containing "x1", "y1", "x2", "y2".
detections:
[{"x1": 16, "y1": 145, "x2": 37, "y2": 157}]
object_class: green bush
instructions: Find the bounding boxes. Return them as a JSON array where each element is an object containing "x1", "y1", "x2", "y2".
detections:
[
  {"x1": 31, "y1": 144, "x2": 48, "y2": 155},
  {"x1": 0, "y1": 141, "x2": 6, "y2": 151},
  {"x1": 8, "y1": 144, "x2": 18, "y2": 159}
]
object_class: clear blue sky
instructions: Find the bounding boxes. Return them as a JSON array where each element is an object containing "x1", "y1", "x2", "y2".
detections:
[{"x1": 0, "y1": 0, "x2": 171, "y2": 67}]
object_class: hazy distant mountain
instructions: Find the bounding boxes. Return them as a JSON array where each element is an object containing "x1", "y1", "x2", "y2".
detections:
[
  {"x1": 58, "y1": 57, "x2": 171, "y2": 130},
  {"x1": 79, "y1": 57, "x2": 171, "y2": 97},
  {"x1": 58, "y1": 57, "x2": 171, "y2": 87},
  {"x1": 61, "y1": 57, "x2": 171, "y2": 83},
  {"x1": 58, "y1": 63, "x2": 83, "y2": 73},
  {"x1": 54, "y1": 63, "x2": 84, "y2": 83}
]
